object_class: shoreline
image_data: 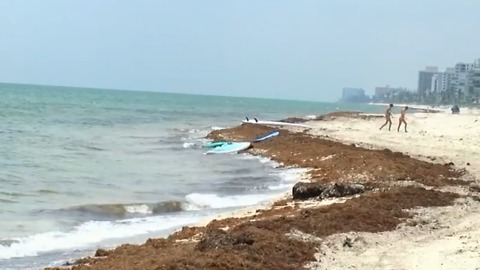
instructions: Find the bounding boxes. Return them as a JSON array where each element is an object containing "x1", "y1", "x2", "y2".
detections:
[
  {"x1": 368, "y1": 102, "x2": 447, "y2": 113},
  {"x1": 194, "y1": 171, "x2": 309, "y2": 228},
  {"x1": 369, "y1": 101, "x2": 480, "y2": 115},
  {"x1": 45, "y1": 111, "x2": 480, "y2": 270}
]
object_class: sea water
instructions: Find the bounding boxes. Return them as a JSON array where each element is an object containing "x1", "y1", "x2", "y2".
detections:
[{"x1": 0, "y1": 83, "x2": 383, "y2": 269}]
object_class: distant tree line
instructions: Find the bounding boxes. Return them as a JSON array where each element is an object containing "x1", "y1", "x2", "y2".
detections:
[{"x1": 373, "y1": 87, "x2": 480, "y2": 106}]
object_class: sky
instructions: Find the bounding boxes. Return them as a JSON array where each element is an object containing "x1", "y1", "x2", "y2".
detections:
[{"x1": 0, "y1": 0, "x2": 479, "y2": 102}]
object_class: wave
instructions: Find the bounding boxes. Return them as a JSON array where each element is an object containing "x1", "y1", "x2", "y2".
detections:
[
  {"x1": 182, "y1": 142, "x2": 199, "y2": 149},
  {"x1": 36, "y1": 189, "x2": 58, "y2": 194},
  {"x1": 185, "y1": 193, "x2": 275, "y2": 210},
  {"x1": 0, "y1": 191, "x2": 32, "y2": 198},
  {"x1": 267, "y1": 183, "x2": 293, "y2": 190},
  {"x1": 66, "y1": 193, "x2": 279, "y2": 219},
  {"x1": 237, "y1": 154, "x2": 278, "y2": 166},
  {"x1": 67, "y1": 200, "x2": 185, "y2": 218},
  {"x1": 0, "y1": 213, "x2": 206, "y2": 260},
  {"x1": 211, "y1": 126, "x2": 227, "y2": 131},
  {"x1": 0, "y1": 173, "x2": 309, "y2": 263},
  {"x1": 0, "y1": 198, "x2": 17, "y2": 204},
  {"x1": 179, "y1": 126, "x2": 226, "y2": 138},
  {"x1": 179, "y1": 126, "x2": 223, "y2": 149},
  {"x1": 0, "y1": 128, "x2": 25, "y2": 134},
  {"x1": 82, "y1": 145, "x2": 106, "y2": 151},
  {"x1": 62, "y1": 143, "x2": 106, "y2": 153},
  {"x1": 153, "y1": 125, "x2": 228, "y2": 151},
  {"x1": 274, "y1": 168, "x2": 308, "y2": 182},
  {"x1": 128, "y1": 135, "x2": 164, "y2": 139},
  {"x1": 0, "y1": 192, "x2": 276, "y2": 259},
  {"x1": 266, "y1": 168, "x2": 309, "y2": 191}
]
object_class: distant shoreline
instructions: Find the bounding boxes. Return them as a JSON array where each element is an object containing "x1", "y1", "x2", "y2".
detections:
[
  {"x1": 368, "y1": 101, "x2": 480, "y2": 111},
  {"x1": 367, "y1": 102, "x2": 445, "y2": 113}
]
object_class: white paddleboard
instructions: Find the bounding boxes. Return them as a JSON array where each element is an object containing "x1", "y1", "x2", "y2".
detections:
[{"x1": 242, "y1": 119, "x2": 310, "y2": 128}]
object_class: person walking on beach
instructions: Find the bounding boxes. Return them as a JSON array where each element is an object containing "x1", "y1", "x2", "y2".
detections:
[
  {"x1": 397, "y1": 106, "x2": 409, "y2": 132},
  {"x1": 379, "y1": 104, "x2": 394, "y2": 131}
]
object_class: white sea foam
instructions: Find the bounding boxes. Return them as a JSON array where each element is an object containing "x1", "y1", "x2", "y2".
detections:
[
  {"x1": 182, "y1": 142, "x2": 197, "y2": 149},
  {"x1": 276, "y1": 168, "x2": 308, "y2": 182},
  {"x1": 237, "y1": 154, "x2": 259, "y2": 160},
  {"x1": 238, "y1": 153, "x2": 278, "y2": 167},
  {"x1": 258, "y1": 156, "x2": 274, "y2": 164},
  {"x1": 236, "y1": 152, "x2": 308, "y2": 191},
  {"x1": 185, "y1": 167, "x2": 307, "y2": 210},
  {"x1": 185, "y1": 193, "x2": 274, "y2": 209},
  {"x1": 187, "y1": 128, "x2": 202, "y2": 134},
  {"x1": 124, "y1": 204, "x2": 152, "y2": 215},
  {"x1": 182, "y1": 129, "x2": 209, "y2": 142},
  {"x1": 180, "y1": 127, "x2": 213, "y2": 149},
  {"x1": 268, "y1": 183, "x2": 293, "y2": 190},
  {"x1": 210, "y1": 126, "x2": 227, "y2": 131},
  {"x1": 0, "y1": 214, "x2": 205, "y2": 260},
  {"x1": 267, "y1": 167, "x2": 309, "y2": 190}
]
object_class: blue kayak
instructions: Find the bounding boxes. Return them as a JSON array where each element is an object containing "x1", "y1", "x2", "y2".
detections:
[{"x1": 253, "y1": 130, "x2": 280, "y2": 143}]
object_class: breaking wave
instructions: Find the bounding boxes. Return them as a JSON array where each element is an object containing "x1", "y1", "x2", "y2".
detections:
[
  {"x1": 67, "y1": 200, "x2": 186, "y2": 218},
  {"x1": 185, "y1": 193, "x2": 275, "y2": 210},
  {"x1": 0, "y1": 213, "x2": 207, "y2": 260}
]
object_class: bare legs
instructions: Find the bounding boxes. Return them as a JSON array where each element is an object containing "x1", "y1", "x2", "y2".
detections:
[
  {"x1": 379, "y1": 119, "x2": 392, "y2": 131},
  {"x1": 397, "y1": 119, "x2": 407, "y2": 132}
]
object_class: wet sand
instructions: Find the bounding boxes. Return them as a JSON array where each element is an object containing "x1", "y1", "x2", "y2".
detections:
[{"x1": 45, "y1": 111, "x2": 480, "y2": 270}]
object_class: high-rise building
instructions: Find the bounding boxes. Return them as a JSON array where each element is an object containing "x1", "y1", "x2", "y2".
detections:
[
  {"x1": 466, "y1": 61, "x2": 480, "y2": 101},
  {"x1": 432, "y1": 68, "x2": 455, "y2": 93},
  {"x1": 419, "y1": 58, "x2": 480, "y2": 102},
  {"x1": 468, "y1": 69, "x2": 480, "y2": 91},
  {"x1": 417, "y1": 66, "x2": 439, "y2": 95},
  {"x1": 340, "y1": 87, "x2": 369, "y2": 102},
  {"x1": 474, "y1": 58, "x2": 480, "y2": 69},
  {"x1": 451, "y1": 62, "x2": 474, "y2": 95}
]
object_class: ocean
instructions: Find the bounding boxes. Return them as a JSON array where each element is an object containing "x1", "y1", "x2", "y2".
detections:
[{"x1": 0, "y1": 83, "x2": 383, "y2": 269}]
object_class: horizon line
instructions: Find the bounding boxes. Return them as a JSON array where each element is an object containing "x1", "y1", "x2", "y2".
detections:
[{"x1": 0, "y1": 81, "x2": 335, "y2": 104}]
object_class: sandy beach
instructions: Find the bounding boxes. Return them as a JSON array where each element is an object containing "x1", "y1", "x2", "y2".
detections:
[
  {"x1": 45, "y1": 109, "x2": 480, "y2": 270},
  {"x1": 310, "y1": 110, "x2": 480, "y2": 178},
  {"x1": 307, "y1": 110, "x2": 480, "y2": 269}
]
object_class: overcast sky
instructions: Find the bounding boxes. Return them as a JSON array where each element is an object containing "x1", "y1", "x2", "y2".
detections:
[{"x1": 1, "y1": 0, "x2": 479, "y2": 101}]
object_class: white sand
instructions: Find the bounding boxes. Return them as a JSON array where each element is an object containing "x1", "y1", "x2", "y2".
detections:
[
  {"x1": 309, "y1": 111, "x2": 480, "y2": 178},
  {"x1": 308, "y1": 197, "x2": 480, "y2": 270},
  {"x1": 304, "y1": 111, "x2": 480, "y2": 270},
  {"x1": 369, "y1": 102, "x2": 449, "y2": 112}
]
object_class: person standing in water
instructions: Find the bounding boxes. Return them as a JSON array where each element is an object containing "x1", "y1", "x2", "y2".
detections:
[
  {"x1": 379, "y1": 104, "x2": 394, "y2": 131},
  {"x1": 397, "y1": 106, "x2": 409, "y2": 132}
]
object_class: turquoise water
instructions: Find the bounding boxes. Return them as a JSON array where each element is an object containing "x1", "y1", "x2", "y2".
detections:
[{"x1": 0, "y1": 83, "x2": 382, "y2": 269}]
